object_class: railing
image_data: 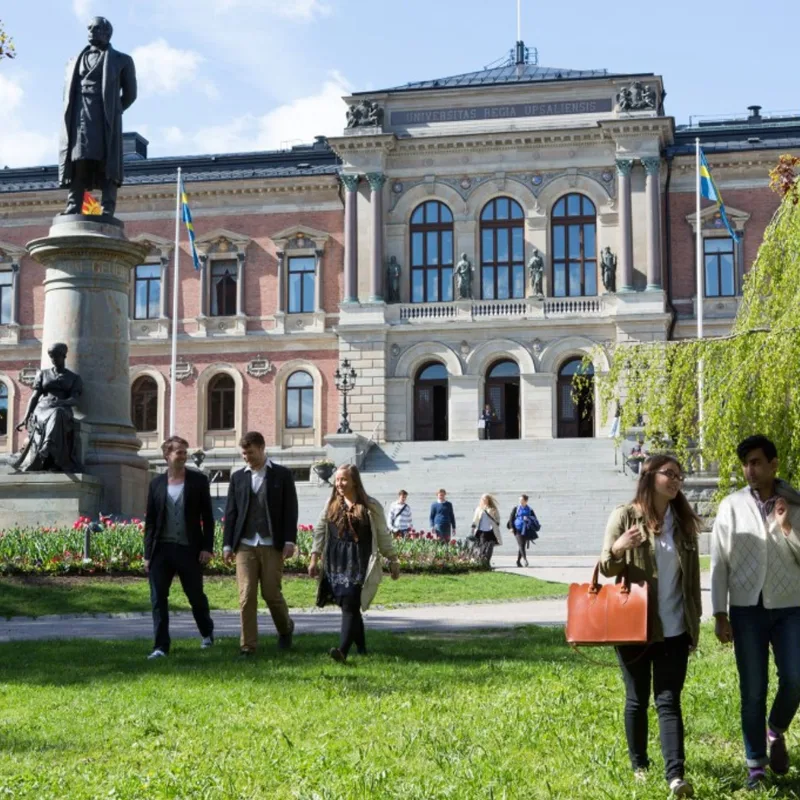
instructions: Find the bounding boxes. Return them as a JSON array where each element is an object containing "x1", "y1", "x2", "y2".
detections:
[
  {"x1": 393, "y1": 296, "x2": 608, "y2": 323},
  {"x1": 543, "y1": 297, "x2": 603, "y2": 316},
  {"x1": 399, "y1": 303, "x2": 459, "y2": 321},
  {"x1": 472, "y1": 301, "x2": 528, "y2": 319}
]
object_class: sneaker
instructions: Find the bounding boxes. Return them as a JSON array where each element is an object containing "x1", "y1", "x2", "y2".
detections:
[
  {"x1": 633, "y1": 768, "x2": 648, "y2": 783},
  {"x1": 769, "y1": 733, "x2": 790, "y2": 775},
  {"x1": 746, "y1": 768, "x2": 767, "y2": 791},
  {"x1": 147, "y1": 648, "x2": 167, "y2": 660},
  {"x1": 669, "y1": 777, "x2": 694, "y2": 797},
  {"x1": 329, "y1": 647, "x2": 346, "y2": 663},
  {"x1": 201, "y1": 636, "x2": 214, "y2": 649}
]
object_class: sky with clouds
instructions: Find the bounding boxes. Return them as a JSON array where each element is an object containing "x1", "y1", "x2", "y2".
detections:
[{"x1": 0, "y1": 0, "x2": 796, "y2": 168}]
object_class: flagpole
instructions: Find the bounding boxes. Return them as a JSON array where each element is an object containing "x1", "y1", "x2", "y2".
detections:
[
  {"x1": 169, "y1": 167, "x2": 181, "y2": 436},
  {"x1": 695, "y1": 138, "x2": 705, "y2": 470}
]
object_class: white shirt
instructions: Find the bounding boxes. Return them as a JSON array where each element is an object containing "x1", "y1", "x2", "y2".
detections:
[
  {"x1": 238, "y1": 461, "x2": 273, "y2": 548},
  {"x1": 166, "y1": 482, "x2": 184, "y2": 503},
  {"x1": 654, "y1": 506, "x2": 686, "y2": 638},
  {"x1": 478, "y1": 510, "x2": 495, "y2": 532}
]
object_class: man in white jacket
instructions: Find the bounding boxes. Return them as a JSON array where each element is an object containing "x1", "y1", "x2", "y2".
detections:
[{"x1": 711, "y1": 435, "x2": 800, "y2": 790}]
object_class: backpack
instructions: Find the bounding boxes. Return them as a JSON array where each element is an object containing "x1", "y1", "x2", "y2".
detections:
[{"x1": 517, "y1": 507, "x2": 541, "y2": 541}]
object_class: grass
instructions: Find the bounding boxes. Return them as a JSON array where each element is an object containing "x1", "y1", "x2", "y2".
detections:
[
  {"x1": 700, "y1": 555, "x2": 711, "y2": 570},
  {"x1": 0, "y1": 571, "x2": 567, "y2": 618},
  {"x1": 0, "y1": 624, "x2": 795, "y2": 799}
]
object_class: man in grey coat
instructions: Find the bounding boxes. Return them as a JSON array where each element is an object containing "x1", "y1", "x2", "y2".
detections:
[{"x1": 59, "y1": 16, "x2": 137, "y2": 217}]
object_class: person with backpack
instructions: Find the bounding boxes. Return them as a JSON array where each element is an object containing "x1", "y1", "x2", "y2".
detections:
[
  {"x1": 387, "y1": 489, "x2": 413, "y2": 536},
  {"x1": 506, "y1": 494, "x2": 540, "y2": 567}
]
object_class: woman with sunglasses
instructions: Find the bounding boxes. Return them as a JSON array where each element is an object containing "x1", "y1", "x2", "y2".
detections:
[{"x1": 600, "y1": 454, "x2": 702, "y2": 798}]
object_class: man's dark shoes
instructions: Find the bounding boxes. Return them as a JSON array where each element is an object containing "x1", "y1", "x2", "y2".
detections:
[
  {"x1": 277, "y1": 631, "x2": 293, "y2": 651},
  {"x1": 238, "y1": 649, "x2": 254, "y2": 659},
  {"x1": 329, "y1": 647, "x2": 346, "y2": 663},
  {"x1": 769, "y1": 733, "x2": 790, "y2": 775}
]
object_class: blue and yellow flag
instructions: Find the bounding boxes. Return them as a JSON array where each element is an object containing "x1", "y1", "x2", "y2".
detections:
[
  {"x1": 699, "y1": 149, "x2": 740, "y2": 242},
  {"x1": 180, "y1": 178, "x2": 201, "y2": 270}
]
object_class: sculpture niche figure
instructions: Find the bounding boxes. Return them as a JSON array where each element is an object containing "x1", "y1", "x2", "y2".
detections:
[
  {"x1": 600, "y1": 246, "x2": 617, "y2": 293},
  {"x1": 13, "y1": 343, "x2": 83, "y2": 473},
  {"x1": 386, "y1": 256, "x2": 402, "y2": 304},
  {"x1": 454, "y1": 253, "x2": 473, "y2": 300},
  {"x1": 528, "y1": 247, "x2": 544, "y2": 297},
  {"x1": 59, "y1": 16, "x2": 137, "y2": 218}
]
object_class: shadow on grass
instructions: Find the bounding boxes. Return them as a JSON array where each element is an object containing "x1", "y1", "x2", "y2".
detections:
[{"x1": 0, "y1": 626, "x2": 577, "y2": 689}]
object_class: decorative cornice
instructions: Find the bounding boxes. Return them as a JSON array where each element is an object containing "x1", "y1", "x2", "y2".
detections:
[{"x1": 327, "y1": 134, "x2": 397, "y2": 157}]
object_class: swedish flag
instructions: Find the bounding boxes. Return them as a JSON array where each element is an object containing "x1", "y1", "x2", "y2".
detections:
[
  {"x1": 699, "y1": 149, "x2": 740, "y2": 242},
  {"x1": 181, "y1": 178, "x2": 201, "y2": 270}
]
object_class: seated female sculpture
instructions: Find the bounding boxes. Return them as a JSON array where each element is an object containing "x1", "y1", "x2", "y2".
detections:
[{"x1": 13, "y1": 342, "x2": 82, "y2": 472}]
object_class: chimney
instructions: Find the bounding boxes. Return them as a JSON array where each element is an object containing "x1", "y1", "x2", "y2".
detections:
[
  {"x1": 123, "y1": 132, "x2": 149, "y2": 160},
  {"x1": 747, "y1": 105, "x2": 762, "y2": 123}
]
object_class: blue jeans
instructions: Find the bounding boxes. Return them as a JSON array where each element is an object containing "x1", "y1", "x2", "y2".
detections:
[
  {"x1": 730, "y1": 598, "x2": 800, "y2": 767},
  {"x1": 434, "y1": 524, "x2": 451, "y2": 542}
]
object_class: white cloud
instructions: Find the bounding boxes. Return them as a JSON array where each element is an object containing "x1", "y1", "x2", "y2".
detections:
[
  {"x1": 0, "y1": 75, "x2": 56, "y2": 168},
  {"x1": 203, "y1": 0, "x2": 331, "y2": 22},
  {"x1": 131, "y1": 39, "x2": 206, "y2": 96},
  {"x1": 72, "y1": 0, "x2": 94, "y2": 21}
]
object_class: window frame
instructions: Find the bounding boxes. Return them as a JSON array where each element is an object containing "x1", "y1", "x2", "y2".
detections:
[
  {"x1": 287, "y1": 256, "x2": 316, "y2": 314},
  {"x1": 703, "y1": 235, "x2": 736, "y2": 298},
  {"x1": 0, "y1": 270, "x2": 13, "y2": 325},
  {"x1": 409, "y1": 201, "x2": 455, "y2": 304},
  {"x1": 130, "y1": 375, "x2": 159, "y2": 433},
  {"x1": 479, "y1": 197, "x2": 526, "y2": 300},
  {"x1": 132, "y1": 264, "x2": 162, "y2": 321},
  {"x1": 285, "y1": 370, "x2": 314, "y2": 429},
  {"x1": 209, "y1": 258, "x2": 239, "y2": 317},
  {"x1": 207, "y1": 373, "x2": 236, "y2": 431},
  {"x1": 0, "y1": 381, "x2": 7, "y2": 438},
  {"x1": 551, "y1": 194, "x2": 598, "y2": 298}
]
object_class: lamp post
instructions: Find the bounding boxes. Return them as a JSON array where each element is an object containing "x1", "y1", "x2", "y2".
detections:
[
  {"x1": 334, "y1": 359, "x2": 358, "y2": 434},
  {"x1": 191, "y1": 449, "x2": 206, "y2": 470}
]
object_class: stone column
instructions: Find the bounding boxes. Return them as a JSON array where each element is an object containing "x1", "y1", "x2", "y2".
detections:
[
  {"x1": 642, "y1": 157, "x2": 662, "y2": 291},
  {"x1": 275, "y1": 250, "x2": 286, "y2": 313},
  {"x1": 342, "y1": 174, "x2": 360, "y2": 303},
  {"x1": 235, "y1": 252, "x2": 245, "y2": 315},
  {"x1": 314, "y1": 248, "x2": 324, "y2": 311},
  {"x1": 27, "y1": 217, "x2": 150, "y2": 517},
  {"x1": 158, "y1": 256, "x2": 169, "y2": 318},
  {"x1": 366, "y1": 172, "x2": 386, "y2": 301},
  {"x1": 616, "y1": 159, "x2": 634, "y2": 292}
]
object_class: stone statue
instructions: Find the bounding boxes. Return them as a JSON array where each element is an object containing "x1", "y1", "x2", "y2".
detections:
[
  {"x1": 454, "y1": 253, "x2": 473, "y2": 300},
  {"x1": 601, "y1": 246, "x2": 617, "y2": 293},
  {"x1": 386, "y1": 256, "x2": 401, "y2": 303},
  {"x1": 616, "y1": 81, "x2": 658, "y2": 113},
  {"x1": 59, "y1": 17, "x2": 137, "y2": 217},
  {"x1": 13, "y1": 343, "x2": 83, "y2": 472},
  {"x1": 346, "y1": 99, "x2": 384, "y2": 129},
  {"x1": 528, "y1": 247, "x2": 544, "y2": 296}
]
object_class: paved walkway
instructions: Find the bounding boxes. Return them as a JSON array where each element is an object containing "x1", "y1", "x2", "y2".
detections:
[{"x1": 0, "y1": 556, "x2": 714, "y2": 644}]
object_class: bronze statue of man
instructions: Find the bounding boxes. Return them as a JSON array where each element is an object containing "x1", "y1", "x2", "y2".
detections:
[{"x1": 59, "y1": 17, "x2": 137, "y2": 218}]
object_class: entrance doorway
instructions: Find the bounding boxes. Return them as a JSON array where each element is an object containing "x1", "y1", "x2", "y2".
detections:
[
  {"x1": 557, "y1": 358, "x2": 594, "y2": 438},
  {"x1": 484, "y1": 359, "x2": 520, "y2": 439},
  {"x1": 414, "y1": 362, "x2": 448, "y2": 441}
]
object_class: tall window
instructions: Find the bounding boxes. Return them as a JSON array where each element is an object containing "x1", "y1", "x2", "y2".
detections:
[
  {"x1": 480, "y1": 197, "x2": 525, "y2": 300},
  {"x1": 704, "y1": 237, "x2": 735, "y2": 297},
  {"x1": 131, "y1": 376, "x2": 158, "y2": 432},
  {"x1": 288, "y1": 256, "x2": 315, "y2": 313},
  {"x1": 0, "y1": 383, "x2": 7, "y2": 436},
  {"x1": 133, "y1": 264, "x2": 161, "y2": 320},
  {"x1": 552, "y1": 194, "x2": 597, "y2": 297},
  {"x1": 0, "y1": 272, "x2": 12, "y2": 324},
  {"x1": 208, "y1": 374, "x2": 235, "y2": 430},
  {"x1": 210, "y1": 260, "x2": 237, "y2": 316},
  {"x1": 286, "y1": 371, "x2": 313, "y2": 428},
  {"x1": 410, "y1": 201, "x2": 454, "y2": 303}
]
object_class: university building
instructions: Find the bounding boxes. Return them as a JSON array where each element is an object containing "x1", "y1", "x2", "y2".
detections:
[{"x1": 0, "y1": 44, "x2": 798, "y2": 474}]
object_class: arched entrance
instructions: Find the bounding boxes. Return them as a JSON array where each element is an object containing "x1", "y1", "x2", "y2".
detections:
[
  {"x1": 485, "y1": 359, "x2": 520, "y2": 439},
  {"x1": 557, "y1": 358, "x2": 594, "y2": 438},
  {"x1": 414, "y1": 362, "x2": 448, "y2": 441}
]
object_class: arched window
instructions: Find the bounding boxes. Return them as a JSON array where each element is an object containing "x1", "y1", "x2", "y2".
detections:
[
  {"x1": 208, "y1": 373, "x2": 236, "y2": 431},
  {"x1": 131, "y1": 376, "x2": 158, "y2": 433},
  {"x1": 480, "y1": 197, "x2": 525, "y2": 300},
  {"x1": 286, "y1": 371, "x2": 314, "y2": 429},
  {"x1": 410, "y1": 201, "x2": 454, "y2": 303},
  {"x1": 552, "y1": 194, "x2": 597, "y2": 297},
  {"x1": 0, "y1": 383, "x2": 7, "y2": 437}
]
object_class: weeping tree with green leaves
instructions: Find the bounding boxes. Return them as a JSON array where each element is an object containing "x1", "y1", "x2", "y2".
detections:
[
  {"x1": 586, "y1": 155, "x2": 800, "y2": 495},
  {"x1": 0, "y1": 20, "x2": 15, "y2": 62}
]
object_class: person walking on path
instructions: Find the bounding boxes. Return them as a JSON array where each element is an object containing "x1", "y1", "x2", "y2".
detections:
[
  {"x1": 309, "y1": 464, "x2": 400, "y2": 662},
  {"x1": 600, "y1": 454, "x2": 702, "y2": 798},
  {"x1": 388, "y1": 489, "x2": 413, "y2": 536},
  {"x1": 480, "y1": 403, "x2": 496, "y2": 440},
  {"x1": 429, "y1": 489, "x2": 456, "y2": 542},
  {"x1": 144, "y1": 436, "x2": 215, "y2": 660},
  {"x1": 711, "y1": 434, "x2": 800, "y2": 791},
  {"x1": 223, "y1": 431, "x2": 298, "y2": 657},
  {"x1": 506, "y1": 494, "x2": 538, "y2": 568},
  {"x1": 470, "y1": 494, "x2": 502, "y2": 565}
]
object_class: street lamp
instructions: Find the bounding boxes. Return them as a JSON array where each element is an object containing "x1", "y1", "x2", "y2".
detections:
[
  {"x1": 334, "y1": 359, "x2": 358, "y2": 434},
  {"x1": 192, "y1": 449, "x2": 206, "y2": 469}
]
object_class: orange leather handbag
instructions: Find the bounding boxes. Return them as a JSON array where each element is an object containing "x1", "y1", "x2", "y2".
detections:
[{"x1": 566, "y1": 562, "x2": 648, "y2": 646}]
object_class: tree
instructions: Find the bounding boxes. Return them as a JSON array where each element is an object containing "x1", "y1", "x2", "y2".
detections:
[
  {"x1": 590, "y1": 156, "x2": 800, "y2": 493},
  {"x1": 0, "y1": 20, "x2": 15, "y2": 61}
]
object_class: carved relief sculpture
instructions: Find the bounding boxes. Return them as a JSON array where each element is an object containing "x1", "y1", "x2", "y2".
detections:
[
  {"x1": 527, "y1": 247, "x2": 544, "y2": 297},
  {"x1": 616, "y1": 81, "x2": 658, "y2": 113},
  {"x1": 386, "y1": 256, "x2": 402, "y2": 304},
  {"x1": 454, "y1": 253, "x2": 473, "y2": 300},
  {"x1": 345, "y1": 99, "x2": 384, "y2": 129},
  {"x1": 600, "y1": 246, "x2": 617, "y2": 293}
]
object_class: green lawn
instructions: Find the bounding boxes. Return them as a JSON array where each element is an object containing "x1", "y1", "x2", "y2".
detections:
[
  {"x1": 700, "y1": 555, "x2": 711, "y2": 570},
  {"x1": 0, "y1": 624, "x2": 794, "y2": 799},
  {"x1": 0, "y1": 571, "x2": 567, "y2": 618}
]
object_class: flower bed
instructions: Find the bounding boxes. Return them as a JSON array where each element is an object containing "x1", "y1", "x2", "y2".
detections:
[{"x1": 0, "y1": 519, "x2": 486, "y2": 576}]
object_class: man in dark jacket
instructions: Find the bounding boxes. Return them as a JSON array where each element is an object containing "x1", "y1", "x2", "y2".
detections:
[
  {"x1": 223, "y1": 431, "x2": 298, "y2": 655},
  {"x1": 144, "y1": 435, "x2": 215, "y2": 659}
]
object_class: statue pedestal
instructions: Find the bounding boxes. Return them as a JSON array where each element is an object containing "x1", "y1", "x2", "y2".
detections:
[
  {"x1": 0, "y1": 473, "x2": 103, "y2": 528},
  {"x1": 26, "y1": 216, "x2": 151, "y2": 518}
]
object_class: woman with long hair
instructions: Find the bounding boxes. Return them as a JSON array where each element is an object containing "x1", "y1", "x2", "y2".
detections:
[
  {"x1": 600, "y1": 454, "x2": 702, "y2": 798},
  {"x1": 309, "y1": 464, "x2": 400, "y2": 662},
  {"x1": 470, "y1": 493, "x2": 503, "y2": 565}
]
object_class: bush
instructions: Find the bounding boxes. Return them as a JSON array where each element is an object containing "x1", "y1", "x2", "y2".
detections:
[{"x1": 0, "y1": 519, "x2": 485, "y2": 576}]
